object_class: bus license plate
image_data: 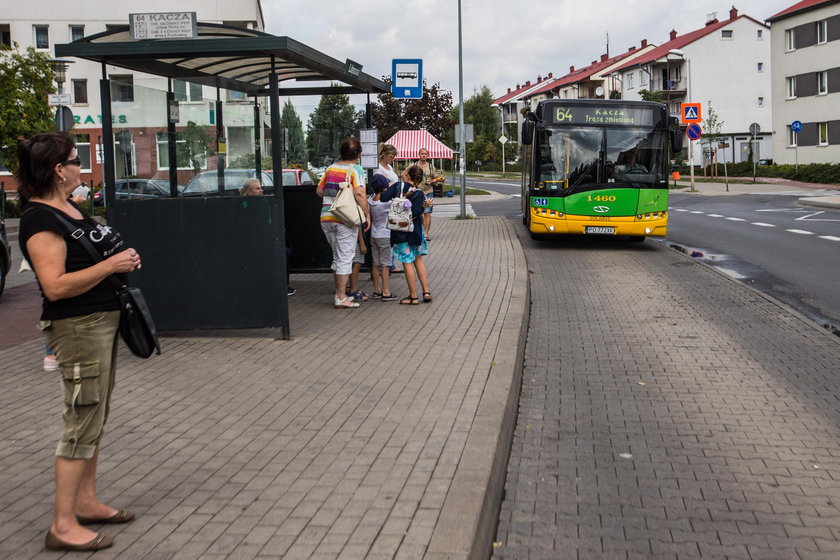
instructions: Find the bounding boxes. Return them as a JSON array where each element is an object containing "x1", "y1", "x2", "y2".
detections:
[{"x1": 585, "y1": 226, "x2": 615, "y2": 234}]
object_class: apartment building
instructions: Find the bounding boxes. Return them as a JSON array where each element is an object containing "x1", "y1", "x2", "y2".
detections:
[
  {"x1": 1, "y1": 1, "x2": 266, "y2": 187},
  {"x1": 610, "y1": 7, "x2": 772, "y2": 165},
  {"x1": 767, "y1": 0, "x2": 840, "y2": 164}
]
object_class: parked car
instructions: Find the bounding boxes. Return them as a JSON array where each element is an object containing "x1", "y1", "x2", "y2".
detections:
[
  {"x1": 182, "y1": 169, "x2": 274, "y2": 195},
  {"x1": 0, "y1": 214, "x2": 11, "y2": 298},
  {"x1": 266, "y1": 169, "x2": 316, "y2": 186},
  {"x1": 93, "y1": 178, "x2": 172, "y2": 205}
]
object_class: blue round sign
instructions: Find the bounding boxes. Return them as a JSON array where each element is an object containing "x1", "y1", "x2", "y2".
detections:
[
  {"x1": 686, "y1": 123, "x2": 703, "y2": 141},
  {"x1": 791, "y1": 120, "x2": 803, "y2": 132}
]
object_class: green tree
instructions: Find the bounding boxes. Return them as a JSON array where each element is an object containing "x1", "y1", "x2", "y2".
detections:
[
  {"x1": 0, "y1": 43, "x2": 55, "y2": 171},
  {"x1": 638, "y1": 89, "x2": 664, "y2": 103},
  {"x1": 450, "y1": 85, "x2": 500, "y2": 166},
  {"x1": 279, "y1": 100, "x2": 307, "y2": 166},
  {"x1": 177, "y1": 121, "x2": 214, "y2": 175},
  {"x1": 306, "y1": 88, "x2": 359, "y2": 167},
  {"x1": 372, "y1": 79, "x2": 454, "y2": 143},
  {"x1": 700, "y1": 101, "x2": 725, "y2": 173}
]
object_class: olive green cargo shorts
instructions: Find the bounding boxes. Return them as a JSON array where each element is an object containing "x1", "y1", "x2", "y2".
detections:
[{"x1": 39, "y1": 310, "x2": 120, "y2": 460}]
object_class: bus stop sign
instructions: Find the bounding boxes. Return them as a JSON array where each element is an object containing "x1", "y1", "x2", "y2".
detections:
[{"x1": 391, "y1": 59, "x2": 423, "y2": 99}]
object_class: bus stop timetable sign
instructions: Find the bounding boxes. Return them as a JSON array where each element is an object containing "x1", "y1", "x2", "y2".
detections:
[
  {"x1": 130, "y1": 12, "x2": 197, "y2": 40},
  {"x1": 392, "y1": 59, "x2": 423, "y2": 99}
]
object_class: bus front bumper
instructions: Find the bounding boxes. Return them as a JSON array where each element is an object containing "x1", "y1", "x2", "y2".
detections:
[{"x1": 530, "y1": 210, "x2": 668, "y2": 237}]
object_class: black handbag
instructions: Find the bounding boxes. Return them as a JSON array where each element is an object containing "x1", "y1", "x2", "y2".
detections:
[{"x1": 47, "y1": 209, "x2": 161, "y2": 358}]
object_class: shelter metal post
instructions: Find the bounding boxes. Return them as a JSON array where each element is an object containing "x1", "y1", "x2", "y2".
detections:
[
  {"x1": 166, "y1": 80, "x2": 178, "y2": 197},
  {"x1": 254, "y1": 100, "x2": 262, "y2": 177},
  {"x1": 216, "y1": 88, "x2": 225, "y2": 193},
  {"x1": 270, "y1": 56, "x2": 290, "y2": 339},
  {"x1": 99, "y1": 64, "x2": 116, "y2": 218}
]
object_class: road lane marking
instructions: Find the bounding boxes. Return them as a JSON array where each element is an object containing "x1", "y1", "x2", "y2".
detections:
[
  {"x1": 673, "y1": 208, "x2": 689, "y2": 212},
  {"x1": 689, "y1": 211, "x2": 704, "y2": 214},
  {"x1": 752, "y1": 222, "x2": 775, "y2": 227},
  {"x1": 819, "y1": 236, "x2": 840, "y2": 241},
  {"x1": 707, "y1": 214, "x2": 724, "y2": 217},
  {"x1": 786, "y1": 229, "x2": 814, "y2": 235},
  {"x1": 725, "y1": 217, "x2": 747, "y2": 221}
]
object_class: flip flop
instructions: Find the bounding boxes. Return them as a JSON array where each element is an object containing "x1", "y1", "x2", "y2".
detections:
[
  {"x1": 334, "y1": 297, "x2": 360, "y2": 308},
  {"x1": 399, "y1": 297, "x2": 420, "y2": 305}
]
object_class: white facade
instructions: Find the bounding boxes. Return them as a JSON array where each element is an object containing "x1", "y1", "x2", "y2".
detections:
[
  {"x1": 1, "y1": 2, "x2": 266, "y2": 183},
  {"x1": 768, "y1": 1, "x2": 840, "y2": 165},
  {"x1": 616, "y1": 14, "x2": 773, "y2": 165}
]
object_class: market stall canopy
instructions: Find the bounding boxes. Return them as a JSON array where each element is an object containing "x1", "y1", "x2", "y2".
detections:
[
  {"x1": 386, "y1": 130, "x2": 454, "y2": 160},
  {"x1": 55, "y1": 22, "x2": 388, "y2": 96}
]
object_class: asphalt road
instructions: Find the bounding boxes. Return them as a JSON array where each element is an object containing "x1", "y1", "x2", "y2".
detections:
[{"x1": 668, "y1": 191, "x2": 840, "y2": 330}]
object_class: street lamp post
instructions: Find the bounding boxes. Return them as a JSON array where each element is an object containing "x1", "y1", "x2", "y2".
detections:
[
  {"x1": 49, "y1": 58, "x2": 74, "y2": 132},
  {"x1": 667, "y1": 49, "x2": 695, "y2": 191},
  {"x1": 457, "y1": 0, "x2": 467, "y2": 218}
]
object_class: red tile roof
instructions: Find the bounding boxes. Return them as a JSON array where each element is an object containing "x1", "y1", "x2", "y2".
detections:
[
  {"x1": 523, "y1": 48, "x2": 645, "y2": 99},
  {"x1": 610, "y1": 13, "x2": 765, "y2": 74},
  {"x1": 492, "y1": 77, "x2": 554, "y2": 105},
  {"x1": 767, "y1": 0, "x2": 838, "y2": 22}
]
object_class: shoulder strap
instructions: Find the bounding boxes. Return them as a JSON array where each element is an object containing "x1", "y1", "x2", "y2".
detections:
[{"x1": 44, "y1": 207, "x2": 126, "y2": 293}]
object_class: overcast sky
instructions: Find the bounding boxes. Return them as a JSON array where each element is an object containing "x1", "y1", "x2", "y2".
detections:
[{"x1": 262, "y1": 0, "x2": 795, "y2": 118}]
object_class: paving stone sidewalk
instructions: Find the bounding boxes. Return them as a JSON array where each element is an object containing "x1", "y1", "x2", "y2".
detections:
[
  {"x1": 0, "y1": 216, "x2": 528, "y2": 560},
  {"x1": 493, "y1": 233, "x2": 840, "y2": 559}
]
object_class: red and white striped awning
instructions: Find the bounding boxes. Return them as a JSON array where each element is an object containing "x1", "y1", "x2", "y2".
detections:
[{"x1": 385, "y1": 130, "x2": 454, "y2": 160}]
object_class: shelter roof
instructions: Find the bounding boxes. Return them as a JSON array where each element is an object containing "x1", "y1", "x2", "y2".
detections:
[
  {"x1": 55, "y1": 22, "x2": 388, "y2": 96},
  {"x1": 385, "y1": 130, "x2": 453, "y2": 160}
]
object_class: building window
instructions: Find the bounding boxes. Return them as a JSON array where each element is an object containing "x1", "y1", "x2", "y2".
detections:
[
  {"x1": 819, "y1": 122, "x2": 828, "y2": 145},
  {"x1": 786, "y1": 29, "x2": 796, "y2": 51},
  {"x1": 33, "y1": 25, "x2": 49, "y2": 49},
  {"x1": 173, "y1": 80, "x2": 203, "y2": 102},
  {"x1": 788, "y1": 126, "x2": 798, "y2": 147},
  {"x1": 721, "y1": 30, "x2": 733, "y2": 39},
  {"x1": 786, "y1": 77, "x2": 796, "y2": 99},
  {"x1": 74, "y1": 134, "x2": 92, "y2": 171},
  {"x1": 72, "y1": 79, "x2": 87, "y2": 104},
  {"x1": 1, "y1": 24, "x2": 11, "y2": 47},
  {"x1": 818, "y1": 71, "x2": 828, "y2": 95},
  {"x1": 757, "y1": 62, "x2": 764, "y2": 72},
  {"x1": 758, "y1": 97, "x2": 764, "y2": 107},
  {"x1": 110, "y1": 75, "x2": 134, "y2": 102},
  {"x1": 816, "y1": 20, "x2": 827, "y2": 44},
  {"x1": 228, "y1": 90, "x2": 246, "y2": 101},
  {"x1": 69, "y1": 25, "x2": 84, "y2": 42},
  {"x1": 757, "y1": 29, "x2": 763, "y2": 40}
]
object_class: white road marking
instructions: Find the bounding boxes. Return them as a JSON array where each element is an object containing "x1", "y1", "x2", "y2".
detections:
[
  {"x1": 673, "y1": 208, "x2": 689, "y2": 212},
  {"x1": 689, "y1": 210, "x2": 704, "y2": 214},
  {"x1": 819, "y1": 235, "x2": 840, "y2": 241},
  {"x1": 786, "y1": 229, "x2": 814, "y2": 235},
  {"x1": 707, "y1": 214, "x2": 724, "y2": 218},
  {"x1": 752, "y1": 222, "x2": 775, "y2": 227},
  {"x1": 725, "y1": 217, "x2": 747, "y2": 221}
]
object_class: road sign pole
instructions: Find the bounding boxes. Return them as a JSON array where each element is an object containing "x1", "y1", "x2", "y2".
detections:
[{"x1": 689, "y1": 140, "x2": 696, "y2": 191}]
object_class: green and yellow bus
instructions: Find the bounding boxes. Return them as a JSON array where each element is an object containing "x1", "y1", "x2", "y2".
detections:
[{"x1": 520, "y1": 99, "x2": 682, "y2": 241}]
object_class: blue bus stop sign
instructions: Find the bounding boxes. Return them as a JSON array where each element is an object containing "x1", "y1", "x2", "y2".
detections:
[
  {"x1": 392, "y1": 59, "x2": 423, "y2": 99},
  {"x1": 791, "y1": 120, "x2": 803, "y2": 132},
  {"x1": 686, "y1": 123, "x2": 702, "y2": 141}
]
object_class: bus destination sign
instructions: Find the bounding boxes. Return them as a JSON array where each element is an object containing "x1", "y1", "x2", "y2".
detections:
[{"x1": 551, "y1": 106, "x2": 655, "y2": 126}]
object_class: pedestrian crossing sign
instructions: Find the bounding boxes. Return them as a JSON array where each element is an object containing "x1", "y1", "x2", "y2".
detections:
[{"x1": 681, "y1": 103, "x2": 702, "y2": 124}]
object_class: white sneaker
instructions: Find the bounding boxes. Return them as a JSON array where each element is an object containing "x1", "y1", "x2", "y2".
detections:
[{"x1": 43, "y1": 356, "x2": 59, "y2": 372}]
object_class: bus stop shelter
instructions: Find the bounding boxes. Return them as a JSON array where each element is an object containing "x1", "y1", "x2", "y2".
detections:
[{"x1": 56, "y1": 23, "x2": 387, "y2": 338}]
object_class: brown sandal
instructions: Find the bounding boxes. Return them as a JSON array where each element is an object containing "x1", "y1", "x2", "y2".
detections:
[
  {"x1": 45, "y1": 530, "x2": 113, "y2": 551},
  {"x1": 399, "y1": 297, "x2": 420, "y2": 305},
  {"x1": 77, "y1": 509, "x2": 135, "y2": 525}
]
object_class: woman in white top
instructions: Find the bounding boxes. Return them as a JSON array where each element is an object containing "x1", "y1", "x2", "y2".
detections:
[{"x1": 376, "y1": 143, "x2": 399, "y2": 185}]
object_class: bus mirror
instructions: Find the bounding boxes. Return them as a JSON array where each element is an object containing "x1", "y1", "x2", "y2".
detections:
[
  {"x1": 521, "y1": 121, "x2": 534, "y2": 145},
  {"x1": 670, "y1": 129, "x2": 683, "y2": 154}
]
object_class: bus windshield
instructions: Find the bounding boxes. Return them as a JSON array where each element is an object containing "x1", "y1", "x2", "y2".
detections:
[{"x1": 536, "y1": 126, "x2": 668, "y2": 192}]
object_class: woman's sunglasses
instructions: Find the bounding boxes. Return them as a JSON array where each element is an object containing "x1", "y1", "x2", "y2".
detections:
[{"x1": 60, "y1": 157, "x2": 82, "y2": 166}]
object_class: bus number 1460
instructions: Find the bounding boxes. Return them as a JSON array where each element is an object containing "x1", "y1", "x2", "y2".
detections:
[{"x1": 587, "y1": 195, "x2": 616, "y2": 202}]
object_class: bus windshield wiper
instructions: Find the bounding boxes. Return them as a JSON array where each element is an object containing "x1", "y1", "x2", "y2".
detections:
[
  {"x1": 610, "y1": 165, "x2": 642, "y2": 188},
  {"x1": 569, "y1": 162, "x2": 598, "y2": 190}
]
